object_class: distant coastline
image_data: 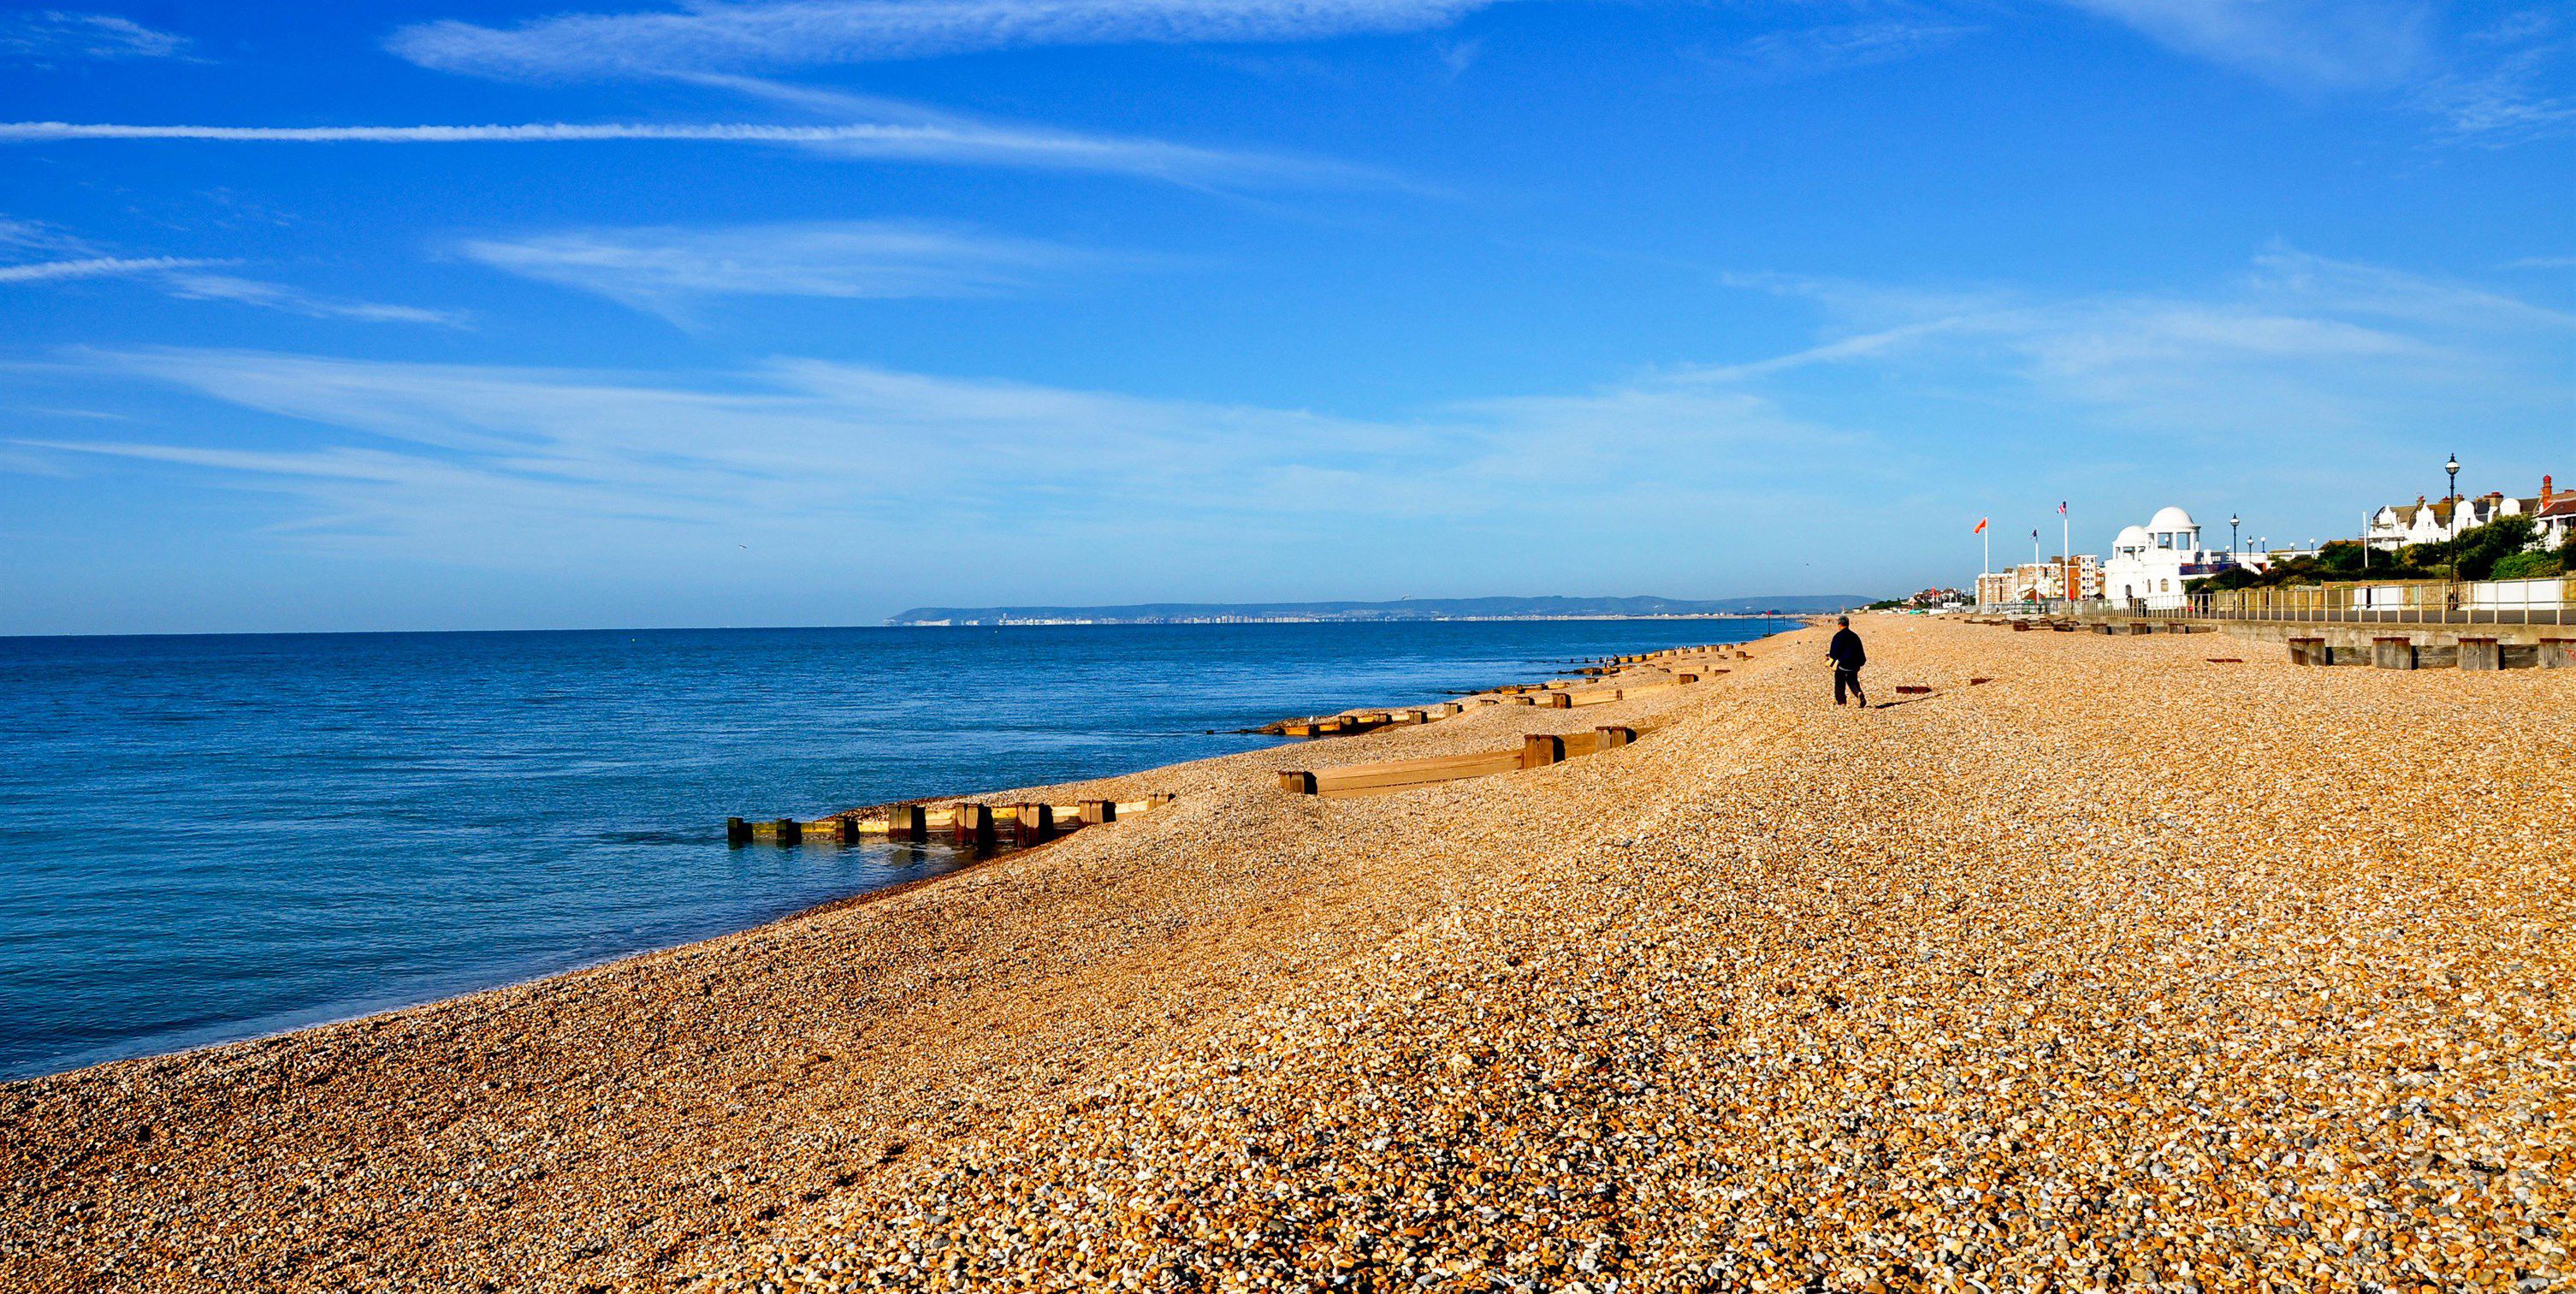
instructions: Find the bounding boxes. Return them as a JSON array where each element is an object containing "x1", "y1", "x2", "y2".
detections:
[{"x1": 885, "y1": 594, "x2": 1870, "y2": 626}]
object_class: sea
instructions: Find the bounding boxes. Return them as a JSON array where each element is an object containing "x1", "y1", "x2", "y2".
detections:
[{"x1": 0, "y1": 618, "x2": 1791, "y2": 1082}]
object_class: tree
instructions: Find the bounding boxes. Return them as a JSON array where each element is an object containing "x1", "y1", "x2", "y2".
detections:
[
  {"x1": 2492, "y1": 550, "x2": 2562, "y2": 580},
  {"x1": 2455, "y1": 514, "x2": 2539, "y2": 582},
  {"x1": 2315, "y1": 540, "x2": 2367, "y2": 575},
  {"x1": 2403, "y1": 514, "x2": 2542, "y2": 582}
]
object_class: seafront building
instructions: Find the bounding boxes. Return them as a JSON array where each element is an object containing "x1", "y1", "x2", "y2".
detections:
[
  {"x1": 2367, "y1": 474, "x2": 2567, "y2": 550},
  {"x1": 1975, "y1": 555, "x2": 2100, "y2": 606},
  {"x1": 2101, "y1": 506, "x2": 2251, "y2": 609},
  {"x1": 1976, "y1": 475, "x2": 2567, "y2": 612}
]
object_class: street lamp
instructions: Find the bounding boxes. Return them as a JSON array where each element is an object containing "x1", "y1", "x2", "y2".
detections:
[
  {"x1": 2447, "y1": 454, "x2": 2462, "y2": 614},
  {"x1": 2230, "y1": 514, "x2": 2241, "y2": 565},
  {"x1": 2447, "y1": 454, "x2": 2461, "y2": 537}
]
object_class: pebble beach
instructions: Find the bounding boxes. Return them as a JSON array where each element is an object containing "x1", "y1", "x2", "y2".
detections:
[{"x1": 4, "y1": 616, "x2": 2570, "y2": 1292}]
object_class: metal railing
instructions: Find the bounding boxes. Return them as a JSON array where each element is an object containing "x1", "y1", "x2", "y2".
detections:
[{"x1": 2004, "y1": 577, "x2": 2573, "y2": 626}]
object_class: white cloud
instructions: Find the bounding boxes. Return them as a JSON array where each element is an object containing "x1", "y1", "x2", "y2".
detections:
[
  {"x1": 2035, "y1": 2, "x2": 2574, "y2": 142},
  {"x1": 2411, "y1": 10, "x2": 2576, "y2": 144},
  {"x1": 0, "y1": 11, "x2": 190, "y2": 62},
  {"x1": 2046, "y1": 0, "x2": 2432, "y2": 90},
  {"x1": 0, "y1": 251, "x2": 464, "y2": 325},
  {"x1": 388, "y1": 0, "x2": 1503, "y2": 80},
  {"x1": 461, "y1": 221, "x2": 1111, "y2": 317},
  {"x1": 158, "y1": 273, "x2": 471, "y2": 327},
  {"x1": 0, "y1": 255, "x2": 213, "y2": 283},
  {"x1": 1689, "y1": 249, "x2": 2573, "y2": 437},
  {"x1": 0, "y1": 118, "x2": 1383, "y2": 187},
  {"x1": 11, "y1": 347, "x2": 1861, "y2": 570},
  {"x1": 1709, "y1": 20, "x2": 1978, "y2": 84}
]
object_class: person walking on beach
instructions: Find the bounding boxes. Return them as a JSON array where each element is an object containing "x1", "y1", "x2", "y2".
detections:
[{"x1": 1827, "y1": 615, "x2": 1868, "y2": 708}]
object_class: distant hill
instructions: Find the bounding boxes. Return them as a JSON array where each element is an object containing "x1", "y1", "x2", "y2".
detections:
[{"x1": 885, "y1": 595, "x2": 1873, "y2": 626}]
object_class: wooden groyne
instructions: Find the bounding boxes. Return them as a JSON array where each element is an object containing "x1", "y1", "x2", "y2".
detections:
[
  {"x1": 1256, "y1": 643, "x2": 1749, "y2": 739},
  {"x1": 732, "y1": 643, "x2": 1756, "y2": 844},
  {"x1": 1276, "y1": 724, "x2": 1639, "y2": 798},
  {"x1": 730, "y1": 794, "x2": 1174, "y2": 849}
]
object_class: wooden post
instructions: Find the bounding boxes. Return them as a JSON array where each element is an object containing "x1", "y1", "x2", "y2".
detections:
[
  {"x1": 725, "y1": 816, "x2": 751, "y2": 846},
  {"x1": 2288, "y1": 638, "x2": 2324, "y2": 666},
  {"x1": 1594, "y1": 725, "x2": 1634, "y2": 749},
  {"x1": 952, "y1": 804, "x2": 993, "y2": 850},
  {"x1": 1541, "y1": 692, "x2": 1572, "y2": 709},
  {"x1": 1276, "y1": 770, "x2": 1318, "y2": 795},
  {"x1": 1674, "y1": 673, "x2": 1697, "y2": 684},
  {"x1": 1078, "y1": 798, "x2": 1116, "y2": 825},
  {"x1": 886, "y1": 804, "x2": 927, "y2": 841},
  {"x1": 1146, "y1": 793, "x2": 1175, "y2": 810},
  {"x1": 2458, "y1": 638, "x2": 2502, "y2": 672},
  {"x1": 1013, "y1": 803, "x2": 1053, "y2": 848},
  {"x1": 1520, "y1": 734, "x2": 1564, "y2": 769},
  {"x1": 2543, "y1": 638, "x2": 2576, "y2": 669},
  {"x1": 2372, "y1": 638, "x2": 2416, "y2": 670},
  {"x1": 774, "y1": 817, "x2": 803, "y2": 846},
  {"x1": 829, "y1": 814, "x2": 860, "y2": 844}
]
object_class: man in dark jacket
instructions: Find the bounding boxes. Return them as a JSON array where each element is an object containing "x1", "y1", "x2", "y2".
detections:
[{"x1": 1826, "y1": 615, "x2": 1867, "y2": 707}]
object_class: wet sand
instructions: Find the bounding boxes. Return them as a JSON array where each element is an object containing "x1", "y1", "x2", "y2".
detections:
[{"x1": 5, "y1": 618, "x2": 2570, "y2": 1292}]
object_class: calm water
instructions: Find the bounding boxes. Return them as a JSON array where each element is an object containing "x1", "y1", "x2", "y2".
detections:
[{"x1": 0, "y1": 620, "x2": 1787, "y2": 1081}]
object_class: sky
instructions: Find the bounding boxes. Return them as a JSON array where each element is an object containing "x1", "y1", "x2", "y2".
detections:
[{"x1": 0, "y1": 0, "x2": 2569, "y2": 634}]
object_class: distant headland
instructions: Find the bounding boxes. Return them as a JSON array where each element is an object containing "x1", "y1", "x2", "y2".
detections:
[{"x1": 885, "y1": 595, "x2": 1873, "y2": 626}]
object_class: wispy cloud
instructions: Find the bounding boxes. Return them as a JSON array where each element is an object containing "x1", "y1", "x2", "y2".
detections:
[
  {"x1": 0, "y1": 10, "x2": 190, "y2": 63},
  {"x1": 0, "y1": 250, "x2": 464, "y2": 325},
  {"x1": 0, "y1": 255, "x2": 214, "y2": 284},
  {"x1": 2410, "y1": 8, "x2": 2576, "y2": 143},
  {"x1": 2046, "y1": 0, "x2": 2433, "y2": 90},
  {"x1": 158, "y1": 273, "x2": 471, "y2": 327},
  {"x1": 1688, "y1": 249, "x2": 2573, "y2": 437},
  {"x1": 9, "y1": 347, "x2": 1864, "y2": 576},
  {"x1": 0, "y1": 118, "x2": 1386, "y2": 187},
  {"x1": 1708, "y1": 20, "x2": 1978, "y2": 84},
  {"x1": 461, "y1": 221, "x2": 1115, "y2": 318},
  {"x1": 388, "y1": 0, "x2": 1503, "y2": 80}
]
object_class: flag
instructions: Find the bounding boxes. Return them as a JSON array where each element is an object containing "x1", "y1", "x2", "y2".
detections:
[
  {"x1": 2058, "y1": 501, "x2": 2067, "y2": 515},
  {"x1": 1973, "y1": 517, "x2": 1987, "y2": 534}
]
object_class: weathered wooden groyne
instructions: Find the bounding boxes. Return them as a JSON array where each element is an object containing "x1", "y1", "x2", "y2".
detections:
[
  {"x1": 1275, "y1": 724, "x2": 1639, "y2": 798},
  {"x1": 729, "y1": 794, "x2": 1173, "y2": 849},
  {"x1": 1256, "y1": 643, "x2": 1750, "y2": 739},
  {"x1": 731, "y1": 643, "x2": 1757, "y2": 846}
]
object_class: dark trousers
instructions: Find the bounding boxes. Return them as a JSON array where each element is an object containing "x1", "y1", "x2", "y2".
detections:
[{"x1": 1833, "y1": 667, "x2": 1866, "y2": 706}]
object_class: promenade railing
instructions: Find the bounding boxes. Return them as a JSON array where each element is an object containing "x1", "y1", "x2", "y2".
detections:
[{"x1": 2042, "y1": 577, "x2": 2572, "y2": 627}]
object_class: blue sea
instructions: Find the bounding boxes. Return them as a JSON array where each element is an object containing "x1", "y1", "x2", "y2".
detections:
[{"x1": 0, "y1": 619, "x2": 1787, "y2": 1082}]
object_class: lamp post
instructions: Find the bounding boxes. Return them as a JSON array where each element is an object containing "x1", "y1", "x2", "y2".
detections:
[
  {"x1": 2447, "y1": 454, "x2": 2461, "y2": 615},
  {"x1": 2230, "y1": 514, "x2": 2240, "y2": 566}
]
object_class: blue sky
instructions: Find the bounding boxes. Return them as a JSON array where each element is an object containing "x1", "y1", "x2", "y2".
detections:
[{"x1": 1, "y1": 0, "x2": 2569, "y2": 633}]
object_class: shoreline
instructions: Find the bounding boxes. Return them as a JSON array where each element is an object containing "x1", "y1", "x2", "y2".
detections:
[
  {"x1": 6, "y1": 623, "x2": 1790, "y2": 1089},
  {"x1": 9, "y1": 616, "x2": 2567, "y2": 1293}
]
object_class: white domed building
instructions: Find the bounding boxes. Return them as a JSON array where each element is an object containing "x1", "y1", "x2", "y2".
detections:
[{"x1": 2104, "y1": 506, "x2": 2243, "y2": 608}]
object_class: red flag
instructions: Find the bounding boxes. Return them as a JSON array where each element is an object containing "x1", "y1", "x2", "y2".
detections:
[{"x1": 1973, "y1": 517, "x2": 1988, "y2": 535}]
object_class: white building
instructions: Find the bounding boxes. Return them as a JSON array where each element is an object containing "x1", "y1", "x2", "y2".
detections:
[
  {"x1": 2368, "y1": 474, "x2": 2564, "y2": 551},
  {"x1": 2103, "y1": 506, "x2": 2247, "y2": 609}
]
